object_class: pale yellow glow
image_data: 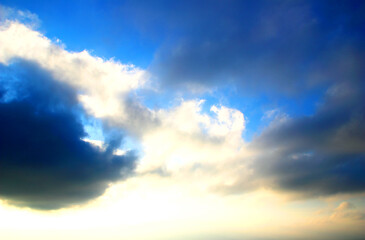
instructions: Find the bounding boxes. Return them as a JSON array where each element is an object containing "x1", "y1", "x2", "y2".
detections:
[{"x1": 1, "y1": 179, "x2": 364, "y2": 240}]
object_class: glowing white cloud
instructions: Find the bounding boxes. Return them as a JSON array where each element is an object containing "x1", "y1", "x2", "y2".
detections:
[
  {"x1": 136, "y1": 99, "x2": 254, "y2": 194},
  {"x1": 159, "y1": 99, "x2": 245, "y2": 139}
]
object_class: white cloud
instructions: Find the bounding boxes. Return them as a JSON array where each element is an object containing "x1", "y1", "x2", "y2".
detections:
[
  {"x1": 158, "y1": 99, "x2": 245, "y2": 139},
  {"x1": 136, "y1": 99, "x2": 254, "y2": 194},
  {"x1": 0, "y1": 21, "x2": 150, "y2": 135},
  {"x1": 0, "y1": 20, "x2": 254, "y2": 194}
]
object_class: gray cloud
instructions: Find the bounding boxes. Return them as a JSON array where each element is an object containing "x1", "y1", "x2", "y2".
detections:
[
  {"x1": 0, "y1": 60, "x2": 137, "y2": 209},
  {"x1": 247, "y1": 80, "x2": 365, "y2": 197},
  {"x1": 124, "y1": 0, "x2": 365, "y2": 95}
]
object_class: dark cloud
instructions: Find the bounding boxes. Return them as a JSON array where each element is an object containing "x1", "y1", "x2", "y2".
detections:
[
  {"x1": 125, "y1": 0, "x2": 365, "y2": 94},
  {"x1": 247, "y1": 80, "x2": 365, "y2": 197},
  {"x1": 0, "y1": 60, "x2": 137, "y2": 210}
]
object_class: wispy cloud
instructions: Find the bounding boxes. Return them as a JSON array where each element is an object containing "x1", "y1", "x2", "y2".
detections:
[{"x1": 0, "y1": 5, "x2": 40, "y2": 28}]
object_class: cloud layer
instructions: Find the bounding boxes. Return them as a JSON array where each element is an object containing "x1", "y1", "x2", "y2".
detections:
[
  {"x1": 1, "y1": 3, "x2": 364, "y2": 212},
  {"x1": 123, "y1": 0, "x2": 365, "y2": 95},
  {"x1": 246, "y1": 79, "x2": 365, "y2": 197}
]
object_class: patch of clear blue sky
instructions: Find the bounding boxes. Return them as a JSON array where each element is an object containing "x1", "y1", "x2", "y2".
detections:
[
  {"x1": 82, "y1": 117, "x2": 143, "y2": 153},
  {"x1": 1, "y1": 0, "x2": 158, "y2": 68},
  {"x1": 2, "y1": 0, "x2": 323, "y2": 142}
]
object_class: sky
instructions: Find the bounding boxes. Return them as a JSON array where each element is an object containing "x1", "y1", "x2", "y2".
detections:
[{"x1": 0, "y1": 0, "x2": 364, "y2": 239}]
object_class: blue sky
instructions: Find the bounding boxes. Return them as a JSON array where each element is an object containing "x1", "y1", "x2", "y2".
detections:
[
  {"x1": 0, "y1": 1, "x2": 364, "y2": 239},
  {"x1": 1, "y1": 0, "x2": 159, "y2": 67}
]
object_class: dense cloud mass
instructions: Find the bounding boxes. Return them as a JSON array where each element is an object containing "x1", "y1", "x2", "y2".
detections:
[
  {"x1": 248, "y1": 79, "x2": 365, "y2": 196},
  {"x1": 127, "y1": 0, "x2": 365, "y2": 198},
  {"x1": 125, "y1": 0, "x2": 365, "y2": 94},
  {"x1": 0, "y1": 61, "x2": 137, "y2": 209}
]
